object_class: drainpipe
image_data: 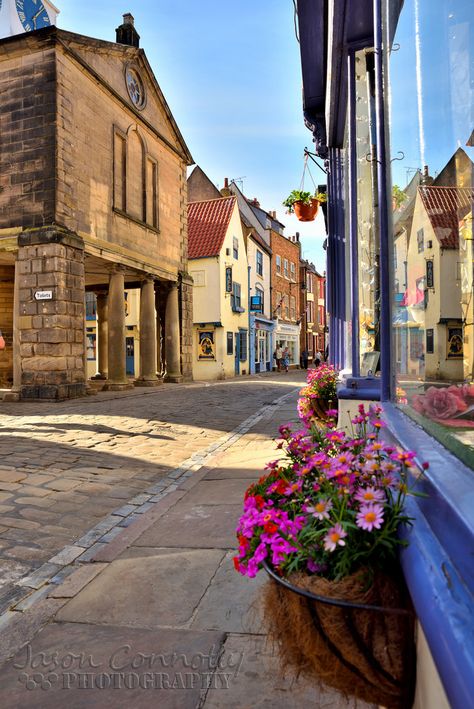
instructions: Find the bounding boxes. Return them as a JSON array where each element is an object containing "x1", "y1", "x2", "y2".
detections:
[
  {"x1": 248, "y1": 265, "x2": 252, "y2": 374},
  {"x1": 373, "y1": 0, "x2": 392, "y2": 401}
]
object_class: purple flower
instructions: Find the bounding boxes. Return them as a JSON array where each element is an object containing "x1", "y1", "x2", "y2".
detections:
[
  {"x1": 356, "y1": 503, "x2": 384, "y2": 531},
  {"x1": 354, "y1": 487, "x2": 385, "y2": 504},
  {"x1": 306, "y1": 498, "x2": 333, "y2": 520},
  {"x1": 323, "y1": 523, "x2": 347, "y2": 552}
]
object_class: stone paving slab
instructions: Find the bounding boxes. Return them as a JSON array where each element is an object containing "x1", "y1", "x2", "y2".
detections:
[
  {"x1": 0, "y1": 621, "x2": 225, "y2": 709},
  {"x1": 178, "y1": 478, "x2": 251, "y2": 505},
  {"x1": 56, "y1": 550, "x2": 226, "y2": 628},
  {"x1": 202, "y1": 633, "x2": 375, "y2": 709},
  {"x1": 133, "y1": 503, "x2": 242, "y2": 550}
]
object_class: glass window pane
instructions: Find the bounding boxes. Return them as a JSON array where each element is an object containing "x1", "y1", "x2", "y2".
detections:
[{"x1": 389, "y1": 0, "x2": 474, "y2": 467}]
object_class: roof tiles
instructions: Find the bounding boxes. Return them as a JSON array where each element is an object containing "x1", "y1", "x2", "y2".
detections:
[
  {"x1": 188, "y1": 196, "x2": 236, "y2": 259},
  {"x1": 419, "y1": 186, "x2": 474, "y2": 249}
]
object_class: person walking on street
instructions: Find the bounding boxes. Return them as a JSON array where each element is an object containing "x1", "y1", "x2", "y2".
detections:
[
  {"x1": 274, "y1": 344, "x2": 283, "y2": 372},
  {"x1": 282, "y1": 347, "x2": 290, "y2": 373},
  {"x1": 314, "y1": 351, "x2": 322, "y2": 367}
]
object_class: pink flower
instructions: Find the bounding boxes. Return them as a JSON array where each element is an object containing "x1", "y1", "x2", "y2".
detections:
[
  {"x1": 306, "y1": 498, "x2": 333, "y2": 520},
  {"x1": 323, "y1": 523, "x2": 347, "y2": 552},
  {"x1": 356, "y1": 504, "x2": 384, "y2": 531},
  {"x1": 355, "y1": 487, "x2": 386, "y2": 504},
  {"x1": 412, "y1": 386, "x2": 467, "y2": 420}
]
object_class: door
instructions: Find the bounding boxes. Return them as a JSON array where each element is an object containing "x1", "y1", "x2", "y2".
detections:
[
  {"x1": 125, "y1": 337, "x2": 135, "y2": 376},
  {"x1": 234, "y1": 332, "x2": 240, "y2": 375}
]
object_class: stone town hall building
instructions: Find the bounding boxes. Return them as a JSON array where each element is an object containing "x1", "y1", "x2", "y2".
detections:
[{"x1": 0, "y1": 5, "x2": 193, "y2": 400}]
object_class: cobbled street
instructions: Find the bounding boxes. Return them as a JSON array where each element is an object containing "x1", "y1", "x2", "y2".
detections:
[{"x1": 0, "y1": 372, "x2": 305, "y2": 612}]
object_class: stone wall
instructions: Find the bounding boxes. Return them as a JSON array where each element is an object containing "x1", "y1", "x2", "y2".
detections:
[
  {"x1": 18, "y1": 228, "x2": 86, "y2": 400},
  {"x1": 0, "y1": 41, "x2": 56, "y2": 229},
  {"x1": 0, "y1": 265, "x2": 14, "y2": 386}
]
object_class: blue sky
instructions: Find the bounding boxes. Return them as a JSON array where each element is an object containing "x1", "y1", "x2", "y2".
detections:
[{"x1": 58, "y1": 0, "x2": 327, "y2": 272}]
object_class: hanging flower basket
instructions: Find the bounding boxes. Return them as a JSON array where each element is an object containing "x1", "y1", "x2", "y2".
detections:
[
  {"x1": 309, "y1": 397, "x2": 335, "y2": 421},
  {"x1": 262, "y1": 562, "x2": 416, "y2": 709},
  {"x1": 293, "y1": 197, "x2": 320, "y2": 222}
]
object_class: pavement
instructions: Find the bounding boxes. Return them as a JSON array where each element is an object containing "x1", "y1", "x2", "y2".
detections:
[{"x1": 0, "y1": 371, "x2": 374, "y2": 707}]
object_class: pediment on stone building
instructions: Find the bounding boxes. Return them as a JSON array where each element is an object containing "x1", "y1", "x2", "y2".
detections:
[{"x1": 56, "y1": 29, "x2": 193, "y2": 164}]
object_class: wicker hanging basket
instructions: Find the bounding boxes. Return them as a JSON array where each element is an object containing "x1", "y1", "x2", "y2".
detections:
[
  {"x1": 262, "y1": 562, "x2": 416, "y2": 709},
  {"x1": 310, "y1": 398, "x2": 335, "y2": 420},
  {"x1": 293, "y1": 198, "x2": 320, "y2": 222}
]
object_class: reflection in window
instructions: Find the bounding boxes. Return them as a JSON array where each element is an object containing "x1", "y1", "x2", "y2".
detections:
[{"x1": 389, "y1": 0, "x2": 474, "y2": 467}]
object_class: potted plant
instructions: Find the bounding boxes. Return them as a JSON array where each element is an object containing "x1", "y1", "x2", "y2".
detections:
[
  {"x1": 283, "y1": 190, "x2": 327, "y2": 222},
  {"x1": 297, "y1": 362, "x2": 337, "y2": 421},
  {"x1": 234, "y1": 401, "x2": 426, "y2": 708},
  {"x1": 392, "y1": 185, "x2": 407, "y2": 211}
]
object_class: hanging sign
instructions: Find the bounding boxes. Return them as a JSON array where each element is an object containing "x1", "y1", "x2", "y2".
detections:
[
  {"x1": 426, "y1": 260, "x2": 434, "y2": 289},
  {"x1": 225, "y1": 267, "x2": 233, "y2": 293}
]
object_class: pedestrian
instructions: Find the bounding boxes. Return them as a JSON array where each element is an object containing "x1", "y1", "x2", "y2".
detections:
[
  {"x1": 282, "y1": 347, "x2": 290, "y2": 373},
  {"x1": 301, "y1": 348, "x2": 308, "y2": 369},
  {"x1": 274, "y1": 344, "x2": 283, "y2": 371},
  {"x1": 314, "y1": 351, "x2": 322, "y2": 368}
]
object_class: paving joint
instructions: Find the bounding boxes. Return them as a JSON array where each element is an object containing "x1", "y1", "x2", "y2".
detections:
[{"x1": 0, "y1": 385, "x2": 299, "y2": 643}]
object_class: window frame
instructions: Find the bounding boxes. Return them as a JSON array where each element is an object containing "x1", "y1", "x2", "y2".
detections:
[
  {"x1": 256, "y1": 250, "x2": 263, "y2": 276},
  {"x1": 276, "y1": 255, "x2": 281, "y2": 275}
]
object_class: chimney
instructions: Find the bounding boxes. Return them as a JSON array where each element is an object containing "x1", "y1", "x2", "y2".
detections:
[
  {"x1": 116, "y1": 13, "x2": 140, "y2": 48},
  {"x1": 224, "y1": 178, "x2": 229, "y2": 188},
  {"x1": 295, "y1": 231, "x2": 300, "y2": 242},
  {"x1": 250, "y1": 198, "x2": 260, "y2": 208}
]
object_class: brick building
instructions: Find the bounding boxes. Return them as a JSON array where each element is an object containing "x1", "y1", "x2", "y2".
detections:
[
  {"x1": 300, "y1": 260, "x2": 326, "y2": 366},
  {"x1": 0, "y1": 11, "x2": 193, "y2": 399},
  {"x1": 271, "y1": 231, "x2": 301, "y2": 368}
]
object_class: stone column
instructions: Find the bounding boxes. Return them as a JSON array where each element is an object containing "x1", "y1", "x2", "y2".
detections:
[
  {"x1": 4, "y1": 257, "x2": 21, "y2": 401},
  {"x1": 164, "y1": 282, "x2": 183, "y2": 383},
  {"x1": 136, "y1": 276, "x2": 160, "y2": 386},
  {"x1": 93, "y1": 292, "x2": 108, "y2": 379},
  {"x1": 105, "y1": 266, "x2": 130, "y2": 390},
  {"x1": 155, "y1": 285, "x2": 163, "y2": 377}
]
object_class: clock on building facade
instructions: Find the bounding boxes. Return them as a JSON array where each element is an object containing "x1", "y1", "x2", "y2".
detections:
[{"x1": 15, "y1": 0, "x2": 51, "y2": 32}]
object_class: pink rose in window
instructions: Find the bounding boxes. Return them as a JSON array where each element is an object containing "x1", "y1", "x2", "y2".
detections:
[{"x1": 412, "y1": 386, "x2": 468, "y2": 420}]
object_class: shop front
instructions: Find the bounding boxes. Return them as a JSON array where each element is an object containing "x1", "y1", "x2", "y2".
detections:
[
  {"x1": 273, "y1": 321, "x2": 300, "y2": 369},
  {"x1": 249, "y1": 315, "x2": 274, "y2": 374},
  {"x1": 296, "y1": 1, "x2": 474, "y2": 707}
]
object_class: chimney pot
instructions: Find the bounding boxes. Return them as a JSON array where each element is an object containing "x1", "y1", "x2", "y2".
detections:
[
  {"x1": 224, "y1": 177, "x2": 229, "y2": 188},
  {"x1": 123, "y1": 13, "x2": 134, "y2": 25}
]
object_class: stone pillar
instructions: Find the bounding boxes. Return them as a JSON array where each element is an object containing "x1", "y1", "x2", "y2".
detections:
[
  {"x1": 164, "y1": 282, "x2": 183, "y2": 383},
  {"x1": 105, "y1": 266, "x2": 130, "y2": 390},
  {"x1": 93, "y1": 293, "x2": 108, "y2": 379},
  {"x1": 135, "y1": 276, "x2": 160, "y2": 386},
  {"x1": 17, "y1": 227, "x2": 86, "y2": 400},
  {"x1": 180, "y1": 274, "x2": 194, "y2": 381},
  {"x1": 155, "y1": 285, "x2": 163, "y2": 377},
  {"x1": 4, "y1": 258, "x2": 21, "y2": 401}
]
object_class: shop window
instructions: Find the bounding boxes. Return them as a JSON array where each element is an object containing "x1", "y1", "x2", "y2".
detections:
[
  {"x1": 389, "y1": 0, "x2": 474, "y2": 466},
  {"x1": 256, "y1": 250, "x2": 263, "y2": 276},
  {"x1": 85, "y1": 292, "x2": 96, "y2": 319}
]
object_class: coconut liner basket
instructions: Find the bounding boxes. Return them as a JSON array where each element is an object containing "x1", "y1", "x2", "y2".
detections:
[{"x1": 262, "y1": 561, "x2": 416, "y2": 708}]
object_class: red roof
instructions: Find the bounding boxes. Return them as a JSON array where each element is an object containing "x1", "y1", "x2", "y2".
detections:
[
  {"x1": 418, "y1": 186, "x2": 474, "y2": 249},
  {"x1": 188, "y1": 196, "x2": 236, "y2": 259}
]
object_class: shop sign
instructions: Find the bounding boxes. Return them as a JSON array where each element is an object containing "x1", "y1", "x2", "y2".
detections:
[
  {"x1": 198, "y1": 329, "x2": 216, "y2": 360},
  {"x1": 225, "y1": 267, "x2": 233, "y2": 293},
  {"x1": 250, "y1": 295, "x2": 263, "y2": 312},
  {"x1": 426, "y1": 260, "x2": 434, "y2": 289}
]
